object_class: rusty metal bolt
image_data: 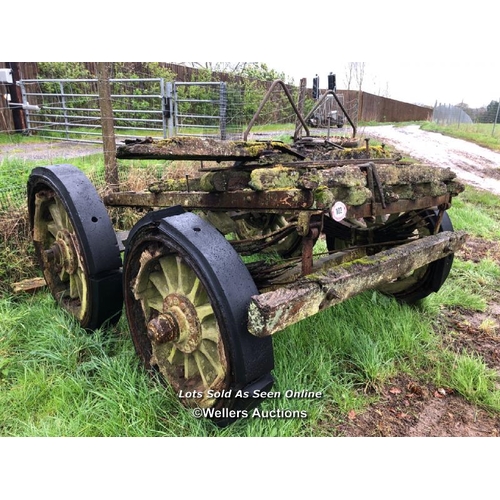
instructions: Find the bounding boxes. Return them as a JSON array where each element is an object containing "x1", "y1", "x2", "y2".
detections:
[
  {"x1": 44, "y1": 244, "x2": 61, "y2": 264},
  {"x1": 147, "y1": 314, "x2": 179, "y2": 344}
]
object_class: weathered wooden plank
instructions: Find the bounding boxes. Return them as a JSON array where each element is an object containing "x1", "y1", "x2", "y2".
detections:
[
  {"x1": 247, "y1": 230, "x2": 467, "y2": 337},
  {"x1": 200, "y1": 170, "x2": 251, "y2": 192},
  {"x1": 103, "y1": 189, "x2": 314, "y2": 211},
  {"x1": 116, "y1": 137, "x2": 300, "y2": 161},
  {"x1": 12, "y1": 277, "x2": 46, "y2": 294}
]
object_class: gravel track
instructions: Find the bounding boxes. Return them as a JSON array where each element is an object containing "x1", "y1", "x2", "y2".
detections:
[{"x1": 362, "y1": 124, "x2": 500, "y2": 195}]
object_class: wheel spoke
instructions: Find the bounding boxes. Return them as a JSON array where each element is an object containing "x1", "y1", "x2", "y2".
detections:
[
  {"x1": 48, "y1": 202, "x2": 64, "y2": 230},
  {"x1": 167, "y1": 345, "x2": 179, "y2": 364},
  {"x1": 149, "y1": 271, "x2": 168, "y2": 298},
  {"x1": 200, "y1": 316, "x2": 219, "y2": 342},
  {"x1": 199, "y1": 341, "x2": 225, "y2": 377},
  {"x1": 159, "y1": 255, "x2": 178, "y2": 291},
  {"x1": 177, "y1": 257, "x2": 196, "y2": 294},
  {"x1": 69, "y1": 273, "x2": 79, "y2": 299},
  {"x1": 47, "y1": 222, "x2": 58, "y2": 238},
  {"x1": 193, "y1": 351, "x2": 210, "y2": 389},
  {"x1": 187, "y1": 276, "x2": 203, "y2": 304},
  {"x1": 197, "y1": 303, "x2": 214, "y2": 323}
]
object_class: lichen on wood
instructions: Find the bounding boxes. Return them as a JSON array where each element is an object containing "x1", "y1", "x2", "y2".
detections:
[
  {"x1": 313, "y1": 185, "x2": 372, "y2": 208},
  {"x1": 247, "y1": 230, "x2": 467, "y2": 337},
  {"x1": 299, "y1": 166, "x2": 367, "y2": 189},
  {"x1": 149, "y1": 177, "x2": 202, "y2": 193},
  {"x1": 376, "y1": 164, "x2": 456, "y2": 185},
  {"x1": 200, "y1": 170, "x2": 251, "y2": 192},
  {"x1": 249, "y1": 167, "x2": 301, "y2": 191},
  {"x1": 116, "y1": 137, "x2": 299, "y2": 161}
]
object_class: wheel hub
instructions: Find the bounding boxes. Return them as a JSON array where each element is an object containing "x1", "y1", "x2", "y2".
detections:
[
  {"x1": 45, "y1": 229, "x2": 79, "y2": 275},
  {"x1": 146, "y1": 293, "x2": 202, "y2": 353}
]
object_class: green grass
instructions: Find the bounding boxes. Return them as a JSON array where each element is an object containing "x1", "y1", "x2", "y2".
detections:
[
  {"x1": 420, "y1": 122, "x2": 500, "y2": 151},
  {"x1": 2, "y1": 136, "x2": 500, "y2": 436},
  {"x1": 448, "y1": 186, "x2": 500, "y2": 240},
  {"x1": 2, "y1": 249, "x2": 500, "y2": 436},
  {"x1": 433, "y1": 351, "x2": 500, "y2": 411},
  {"x1": 423, "y1": 258, "x2": 500, "y2": 314},
  {"x1": 0, "y1": 290, "x2": 429, "y2": 436}
]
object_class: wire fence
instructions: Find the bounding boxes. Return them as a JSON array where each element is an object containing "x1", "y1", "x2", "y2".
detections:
[
  {"x1": 15, "y1": 77, "x2": 315, "y2": 143},
  {"x1": 433, "y1": 103, "x2": 473, "y2": 125},
  {"x1": 0, "y1": 77, "x2": 361, "y2": 214},
  {"x1": 19, "y1": 78, "x2": 216, "y2": 142}
]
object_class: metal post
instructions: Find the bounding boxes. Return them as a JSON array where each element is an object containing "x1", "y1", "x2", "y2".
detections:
[
  {"x1": 160, "y1": 78, "x2": 167, "y2": 139},
  {"x1": 60, "y1": 81, "x2": 70, "y2": 139},
  {"x1": 7, "y1": 62, "x2": 26, "y2": 133},
  {"x1": 165, "y1": 81, "x2": 174, "y2": 138},
  {"x1": 493, "y1": 98, "x2": 500, "y2": 137},
  {"x1": 18, "y1": 80, "x2": 31, "y2": 133},
  {"x1": 295, "y1": 78, "x2": 307, "y2": 132}
]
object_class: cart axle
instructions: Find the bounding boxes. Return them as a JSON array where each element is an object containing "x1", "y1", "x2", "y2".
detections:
[{"x1": 248, "y1": 230, "x2": 467, "y2": 337}]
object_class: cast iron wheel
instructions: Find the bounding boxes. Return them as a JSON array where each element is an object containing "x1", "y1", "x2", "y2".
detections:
[
  {"x1": 124, "y1": 208, "x2": 274, "y2": 421},
  {"x1": 325, "y1": 209, "x2": 455, "y2": 303},
  {"x1": 233, "y1": 212, "x2": 302, "y2": 257},
  {"x1": 27, "y1": 165, "x2": 123, "y2": 330}
]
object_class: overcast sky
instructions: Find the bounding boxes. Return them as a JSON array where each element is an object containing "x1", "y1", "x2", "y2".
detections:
[
  {"x1": 8, "y1": 0, "x2": 496, "y2": 111},
  {"x1": 264, "y1": 61, "x2": 498, "y2": 109}
]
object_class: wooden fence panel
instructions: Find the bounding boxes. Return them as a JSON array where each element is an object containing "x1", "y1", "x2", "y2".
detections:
[{"x1": 358, "y1": 91, "x2": 432, "y2": 122}]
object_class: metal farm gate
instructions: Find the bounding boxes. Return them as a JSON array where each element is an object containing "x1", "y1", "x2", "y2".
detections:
[
  {"x1": 173, "y1": 82, "x2": 227, "y2": 139},
  {"x1": 18, "y1": 78, "x2": 228, "y2": 143}
]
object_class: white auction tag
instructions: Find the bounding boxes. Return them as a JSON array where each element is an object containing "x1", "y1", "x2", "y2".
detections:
[{"x1": 330, "y1": 201, "x2": 347, "y2": 222}]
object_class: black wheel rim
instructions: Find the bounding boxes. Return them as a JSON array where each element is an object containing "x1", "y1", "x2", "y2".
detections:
[
  {"x1": 28, "y1": 165, "x2": 123, "y2": 329},
  {"x1": 124, "y1": 210, "x2": 274, "y2": 411}
]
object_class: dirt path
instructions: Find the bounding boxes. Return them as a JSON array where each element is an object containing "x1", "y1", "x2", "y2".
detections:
[
  {"x1": 0, "y1": 141, "x2": 101, "y2": 162},
  {"x1": 362, "y1": 124, "x2": 500, "y2": 195}
]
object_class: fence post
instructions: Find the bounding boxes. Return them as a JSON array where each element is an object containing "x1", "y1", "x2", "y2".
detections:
[
  {"x1": 60, "y1": 81, "x2": 70, "y2": 139},
  {"x1": 493, "y1": 99, "x2": 500, "y2": 137},
  {"x1": 160, "y1": 78, "x2": 167, "y2": 139},
  {"x1": 219, "y1": 82, "x2": 227, "y2": 140},
  {"x1": 97, "y1": 62, "x2": 119, "y2": 191},
  {"x1": 7, "y1": 62, "x2": 27, "y2": 133},
  {"x1": 166, "y1": 82, "x2": 174, "y2": 138},
  {"x1": 296, "y1": 78, "x2": 307, "y2": 131}
]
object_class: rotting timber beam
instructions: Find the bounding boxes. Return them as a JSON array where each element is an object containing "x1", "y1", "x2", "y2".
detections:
[
  {"x1": 116, "y1": 136, "x2": 303, "y2": 161},
  {"x1": 247, "y1": 230, "x2": 467, "y2": 337},
  {"x1": 103, "y1": 189, "x2": 314, "y2": 211},
  {"x1": 103, "y1": 190, "x2": 454, "y2": 220}
]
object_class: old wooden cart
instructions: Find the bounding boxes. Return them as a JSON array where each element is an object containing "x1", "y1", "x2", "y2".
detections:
[{"x1": 27, "y1": 82, "x2": 466, "y2": 424}]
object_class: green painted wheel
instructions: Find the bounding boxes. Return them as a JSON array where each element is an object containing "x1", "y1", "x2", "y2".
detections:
[
  {"x1": 124, "y1": 209, "x2": 274, "y2": 418},
  {"x1": 28, "y1": 165, "x2": 123, "y2": 330}
]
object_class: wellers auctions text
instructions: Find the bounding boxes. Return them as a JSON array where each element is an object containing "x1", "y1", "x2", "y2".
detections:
[
  {"x1": 193, "y1": 407, "x2": 309, "y2": 419},
  {"x1": 178, "y1": 389, "x2": 323, "y2": 399}
]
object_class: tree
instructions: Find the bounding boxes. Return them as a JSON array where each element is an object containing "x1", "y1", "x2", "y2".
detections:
[
  {"x1": 344, "y1": 63, "x2": 354, "y2": 90},
  {"x1": 343, "y1": 62, "x2": 366, "y2": 92},
  {"x1": 177, "y1": 62, "x2": 291, "y2": 84},
  {"x1": 354, "y1": 62, "x2": 366, "y2": 92},
  {"x1": 478, "y1": 100, "x2": 500, "y2": 123}
]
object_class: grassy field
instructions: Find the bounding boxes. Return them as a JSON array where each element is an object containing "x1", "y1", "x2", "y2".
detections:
[
  {"x1": 1, "y1": 128, "x2": 500, "y2": 437},
  {"x1": 420, "y1": 122, "x2": 500, "y2": 151}
]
